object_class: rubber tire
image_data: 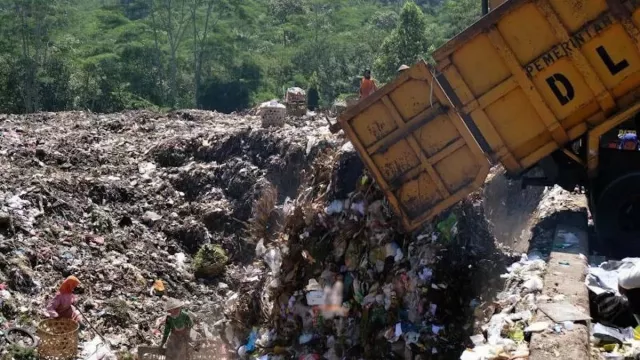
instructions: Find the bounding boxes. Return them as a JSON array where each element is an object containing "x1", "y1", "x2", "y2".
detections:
[
  {"x1": 4, "y1": 327, "x2": 37, "y2": 349},
  {"x1": 595, "y1": 172, "x2": 640, "y2": 256}
]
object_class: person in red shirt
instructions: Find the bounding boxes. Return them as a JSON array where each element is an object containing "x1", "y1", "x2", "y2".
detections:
[{"x1": 359, "y1": 69, "x2": 378, "y2": 100}]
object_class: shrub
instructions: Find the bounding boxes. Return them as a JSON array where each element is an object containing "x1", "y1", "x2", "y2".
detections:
[{"x1": 193, "y1": 244, "x2": 228, "y2": 277}]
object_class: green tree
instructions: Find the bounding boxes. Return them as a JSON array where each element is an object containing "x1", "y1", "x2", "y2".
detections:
[
  {"x1": 1, "y1": 0, "x2": 73, "y2": 112},
  {"x1": 373, "y1": 2, "x2": 430, "y2": 82},
  {"x1": 438, "y1": 0, "x2": 481, "y2": 40},
  {"x1": 0, "y1": 0, "x2": 477, "y2": 114},
  {"x1": 149, "y1": 0, "x2": 191, "y2": 108}
]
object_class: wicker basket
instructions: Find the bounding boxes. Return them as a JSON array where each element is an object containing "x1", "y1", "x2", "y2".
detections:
[
  {"x1": 260, "y1": 107, "x2": 286, "y2": 128},
  {"x1": 37, "y1": 318, "x2": 79, "y2": 360}
]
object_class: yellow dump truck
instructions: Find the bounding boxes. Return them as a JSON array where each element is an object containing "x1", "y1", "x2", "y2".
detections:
[{"x1": 338, "y1": 0, "x2": 640, "y2": 254}]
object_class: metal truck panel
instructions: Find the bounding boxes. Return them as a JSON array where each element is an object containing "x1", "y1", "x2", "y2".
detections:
[
  {"x1": 337, "y1": 61, "x2": 490, "y2": 231},
  {"x1": 433, "y1": 0, "x2": 640, "y2": 175},
  {"x1": 490, "y1": 0, "x2": 507, "y2": 11}
]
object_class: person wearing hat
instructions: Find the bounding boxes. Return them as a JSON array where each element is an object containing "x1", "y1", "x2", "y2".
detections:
[
  {"x1": 594, "y1": 264, "x2": 640, "y2": 327},
  {"x1": 359, "y1": 69, "x2": 378, "y2": 100},
  {"x1": 160, "y1": 298, "x2": 194, "y2": 359},
  {"x1": 46, "y1": 275, "x2": 83, "y2": 323},
  {"x1": 397, "y1": 64, "x2": 410, "y2": 74}
]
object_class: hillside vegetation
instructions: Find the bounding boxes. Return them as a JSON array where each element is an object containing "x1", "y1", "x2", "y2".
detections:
[{"x1": 0, "y1": 0, "x2": 480, "y2": 115}]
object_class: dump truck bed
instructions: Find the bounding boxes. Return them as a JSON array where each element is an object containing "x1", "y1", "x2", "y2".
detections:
[
  {"x1": 433, "y1": 0, "x2": 640, "y2": 175},
  {"x1": 337, "y1": 62, "x2": 490, "y2": 231}
]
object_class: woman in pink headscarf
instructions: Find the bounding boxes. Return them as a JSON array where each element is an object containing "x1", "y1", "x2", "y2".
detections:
[{"x1": 46, "y1": 275, "x2": 82, "y2": 323}]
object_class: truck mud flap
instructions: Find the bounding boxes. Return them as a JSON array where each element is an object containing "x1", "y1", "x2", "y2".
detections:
[{"x1": 337, "y1": 61, "x2": 491, "y2": 231}]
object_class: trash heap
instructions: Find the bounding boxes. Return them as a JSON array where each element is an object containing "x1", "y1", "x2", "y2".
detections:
[
  {"x1": 0, "y1": 109, "x2": 516, "y2": 359},
  {"x1": 587, "y1": 258, "x2": 640, "y2": 359},
  {"x1": 460, "y1": 254, "x2": 545, "y2": 359},
  {"x1": 0, "y1": 110, "x2": 338, "y2": 356},
  {"x1": 223, "y1": 143, "x2": 514, "y2": 359}
]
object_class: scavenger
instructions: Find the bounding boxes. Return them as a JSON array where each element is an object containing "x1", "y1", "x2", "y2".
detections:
[
  {"x1": 45, "y1": 275, "x2": 83, "y2": 323},
  {"x1": 160, "y1": 298, "x2": 195, "y2": 360}
]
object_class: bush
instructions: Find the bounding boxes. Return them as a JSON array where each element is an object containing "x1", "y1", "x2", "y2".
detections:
[
  {"x1": 3, "y1": 345, "x2": 36, "y2": 360},
  {"x1": 193, "y1": 244, "x2": 228, "y2": 277}
]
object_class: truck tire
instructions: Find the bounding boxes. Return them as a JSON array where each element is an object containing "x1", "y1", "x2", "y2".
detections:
[{"x1": 595, "y1": 172, "x2": 640, "y2": 256}]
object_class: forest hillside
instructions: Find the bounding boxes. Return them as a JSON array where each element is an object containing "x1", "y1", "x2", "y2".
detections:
[{"x1": 0, "y1": 0, "x2": 481, "y2": 114}]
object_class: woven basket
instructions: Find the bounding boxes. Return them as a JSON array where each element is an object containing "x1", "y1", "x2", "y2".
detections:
[
  {"x1": 260, "y1": 107, "x2": 286, "y2": 128},
  {"x1": 37, "y1": 318, "x2": 79, "y2": 360}
]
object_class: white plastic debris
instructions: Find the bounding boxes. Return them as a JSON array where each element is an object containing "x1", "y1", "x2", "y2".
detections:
[
  {"x1": 306, "y1": 291, "x2": 324, "y2": 306},
  {"x1": 524, "y1": 322, "x2": 549, "y2": 333},
  {"x1": 523, "y1": 276, "x2": 543, "y2": 293},
  {"x1": 256, "y1": 239, "x2": 267, "y2": 257},
  {"x1": 299, "y1": 333, "x2": 313, "y2": 344},
  {"x1": 486, "y1": 314, "x2": 507, "y2": 345},
  {"x1": 81, "y1": 335, "x2": 116, "y2": 360},
  {"x1": 460, "y1": 344, "x2": 505, "y2": 360},
  {"x1": 470, "y1": 334, "x2": 485, "y2": 346},
  {"x1": 325, "y1": 200, "x2": 344, "y2": 215},
  {"x1": 264, "y1": 247, "x2": 282, "y2": 273}
]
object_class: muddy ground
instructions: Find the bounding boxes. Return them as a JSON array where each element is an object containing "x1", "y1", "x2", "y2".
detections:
[{"x1": 0, "y1": 110, "x2": 589, "y2": 359}]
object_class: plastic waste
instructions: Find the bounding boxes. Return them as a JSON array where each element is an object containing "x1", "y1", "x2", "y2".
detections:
[
  {"x1": 527, "y1": 250, "x2": 544, "y2": 261},
  {"x1": 350, "y1": 201, "x2": 365, "y2": 216},
  {"x1": 385, "y1": 242, "x2": 403, "y2": 262},
  {"x1": 508, "y1": 324, "x2": 524, "y2": 342},
  {"x1": 264, "y1": 247, "x2": 283, "y2": 274},
  {"x1": 436, "y1": 213, "x2": 458, "y2": 242},
  {"x1": 299, "y1": 333, "x2": 313, "y2": 344},
  {"x1": 237, "y1": 346, "x2": 248, "y2": 357},
  {"x1": 486, "y1": 314, "x2": 507, "y2": 345},
  {"x1": 81, "y1": 335, "x2": 116, "y2": 360},
  {"x1": 256, "y1": 239, "x2": 267, "y2": 257},
  {"x1": 522, "y1": 276, "x2": 543, "y2": 293},
  {"x1": 245, "y1": 328, "x2": 259, "y2": 352},
  {"x1": 469, "y1": 334, "x2": 485, "y2": 346},
  {"x1": 460, "y1": 344, "x2": 504, "y2": 360},
  {"x1": 325, "y1": 200, "x2": 344, "y2": 215}
]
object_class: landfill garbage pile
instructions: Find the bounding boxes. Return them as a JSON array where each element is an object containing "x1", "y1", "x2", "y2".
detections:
[
  {"x1": 460, "y1": 185, "x2": 590, "y2": 360},
  {"x1": 459, "y1": 254, "x2": 544, "y2": 360},
  {"x1": 587, "y1": 258, "x2": 640, "y2": 359},
  {"x1": 224, "y1": 142, "x2": 519, "y2": 359},
  {"x1": 0, "y1": 109, "x2": 528, "y2": 359},
  {"x1": 0, "y1": 110, "x2": 338, "y2": 355}
]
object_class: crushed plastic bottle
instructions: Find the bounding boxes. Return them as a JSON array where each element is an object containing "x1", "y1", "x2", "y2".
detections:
[{"x1": 264, "y1": 247, "x2": 283, "y2": 274}]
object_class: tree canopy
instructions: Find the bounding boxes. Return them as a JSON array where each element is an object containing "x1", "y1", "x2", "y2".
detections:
[{"x1": 0, "y1": 0, "x2": 482, "y2": 114}]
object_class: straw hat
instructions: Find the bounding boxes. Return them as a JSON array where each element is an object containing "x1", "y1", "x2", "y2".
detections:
[{"x1": 164, "y1": 298, "x2": 184, "y2": 312}]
